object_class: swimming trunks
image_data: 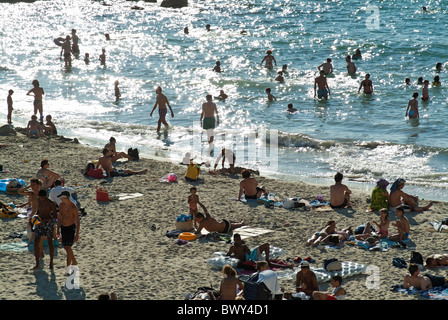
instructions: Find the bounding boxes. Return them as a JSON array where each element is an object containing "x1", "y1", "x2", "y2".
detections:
[
  {"x1": 202, "y1": 117, "x2": 216, "y2": 130},
  {"x1": 29, "y1": 129, "x2": 40, "y2": 136},
  {"x1": 317, "y1": 89, "x2": 328, "y2": 98},
  {"x1": 222, "y1": 219, "x2": 232, "y2": 234},
  {"x1": 34, "y1": 220, "x2": 54, "y2": 238},
  {"x1": 245, "y1": 247, "x2": 261, "y2": 261},
  {"x1": 61, "y1": 223, "x2": 76, "y2": 247},
  {"x1": 330, "y1": 198, "x2": 347, "y2": 209},
  {"x1": 408, "y1": 110, "x2": 415, "y2": 117},
  {"x1": 110, "y1": 169, "x2": 129, "y2": 177},
  {"x1": 158, "y1": 107, "x2": 167, "y2": 118},
  {"x1": 33, "y1": 100, "x2": 42, "y2": 106}
]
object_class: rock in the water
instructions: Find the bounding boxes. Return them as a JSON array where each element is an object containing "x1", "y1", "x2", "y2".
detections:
[{"x1": 160, "y1": 0, "x2": 187, "y2": 8}]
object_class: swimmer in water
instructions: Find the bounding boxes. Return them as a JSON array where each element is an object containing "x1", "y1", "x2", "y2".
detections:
[
  {"x1": 358, "y1": 74, "x2": 373, "y2": 94},
  {"x1": 260, "y1": 50, "x2": 277, "y2": 69},
  {"x1": 275, "y1": 71, "x2": 285, "y2": 82},
  {"x1": 265, "y1": 88, "x2": 277, "y2": 102},
  {"x1": 318, "y1": 58, "x2": 333, "y2": 74},
  {"x1": 286, "y1": 103, "x2": 297, "y2": 113},
  {"x1": 432, "y1": 75, "x2": 441, "y2": 86},
  {"x1": 421, "y1": 80, "x2": 430, "y2": 101},
  {"x1": 406, "y1": 92, "x2": 420, "y2": 119}
]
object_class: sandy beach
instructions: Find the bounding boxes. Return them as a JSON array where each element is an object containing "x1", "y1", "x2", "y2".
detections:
[{"x1": 0, "y1": 127, "x2": 447, "y2": 301}]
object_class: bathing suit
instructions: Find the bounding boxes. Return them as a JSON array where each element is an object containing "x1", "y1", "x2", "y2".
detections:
[
  {"x1": 202, "y1": 117, "x2": 216, "y2": 130},
  {"x1": 110, "y1": 169, "x2": 129, "y2": 177},
  {"x1": 244, "y1": 187, "x2": 264, "y2": 200},
  {"x1": 317, "y1": 89, "x2": 328, "y2": 98},
  {"x1": 61, "y1": 223, "x2": 76, "y2": 247},
  {"x1": 378, "y1": 229, "x2": 388, "y2": 236},
  {"x1": 330, "y1": 198, "x2": 347, "y2": 209},
  {"x1": 408, "y1": 110, "x2": 415, "y2": 117},
  {"x1": 29, "y1": 129, "x2": 39, "y2": 136},
  {"x1": 403, "y1": 232, "x2": 409, "y2": 240},
  {"x1": 33, "y1": 100, "x2": 42, "y2": 106},
  {"x1": 34, "y1": 220, "x2": 54, "y2": 238},
  {"x1": 158, "y1": 107, "x2": 167, "y2": 118},
  {"x1": 222, "y1": 219, "x2": 232, "y2": 234}
]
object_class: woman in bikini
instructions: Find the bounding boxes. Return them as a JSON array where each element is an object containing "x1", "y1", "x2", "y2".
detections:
[
  {"x1": 27, "y1": 79, "x2": 45, "y2": 123},
  {"x1": 372, "y1": 208, "x2": 390, "y2": 239}
]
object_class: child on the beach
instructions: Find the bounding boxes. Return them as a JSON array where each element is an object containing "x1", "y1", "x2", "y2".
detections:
[
  {"x1": 188, "y1": 187, "x2": 201, "y2": 228},
  {"x1": 7, "y1": 89, "x2": 13, "y2": 124},
  {"x1": 213, "y1": 61, "x2": 222, "y2": 73},
  {"x1": 26, "y1": 79, "x2": 45, "y2": 123},
  {"x1": 389, "y1": 206, "x2": 410, "y2": 242},
  {"x1": 372, "y1": 208, "x2": 390, "y2": 239}
]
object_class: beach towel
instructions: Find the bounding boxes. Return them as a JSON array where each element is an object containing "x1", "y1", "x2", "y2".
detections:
[
  {"x1": 428, "y1": 220, "x2": 448, "y2": 233},
  {"x1": 390, "y1": 285, "x2": 448, "y2": 300},
  {"x1": 284, "y1": 261, "x2": 367, "y2": 283},
  {"x1": 109, "y1": 192, "x2": 144, "y2": 201}
]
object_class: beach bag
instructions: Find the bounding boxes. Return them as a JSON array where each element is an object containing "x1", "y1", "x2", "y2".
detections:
[
  {"x1": 185, "y1": 162, "x2": 200, "y2": 181},
  {"x1": 241, "y1": 272, "x2": 272, "y2": 300},
  {"x1": 128, "y1": 148, "x2": 139, "y2": 160},
  {"x1": 87, "y1": 168, "x2": 104, "y2": 179},
  {"x1": 410, "y1": 251, "x2": 424, "y2": 265},
  {"x1": 323, "y1": 258, "x2": 342, "y2": 271},
  {"x1": 96, "y1": 186, "x2": 110, "y2": 202}
]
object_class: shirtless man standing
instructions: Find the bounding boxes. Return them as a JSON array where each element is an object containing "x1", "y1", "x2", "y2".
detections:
[
  {"x1": 260, "y1": 50, "x2": 277, "y2": 69},
  {"x1": 314, "y1": 70, "x2": 330, "y2": 100},
  {"x1": 26, "y1": 79, "x2": 45, "y2": 122},
  {"x1": 56, "y1": 191, "x2": 80, "y2": 274},
  {"x1": 200, "y1": 94, "x2": 219, "y2": 145},
  {"x1": 194, "y1": 203, "x2": 244, "y2": 235},
  {"x1": 96, "y1": 148, "x2": 147, "y2": 178},
  {"x1": 389, "y1": 178, "x2": 433, "y2": 212},
  {"x1": 238, "y1": 169, "x2": 267, "y2": 201},
  {"x1": 406, "y1": 92, "x2": 420, "y2": 119},
  {"x1": 330, "y1": 172, "x2": 352, "y2": 209},
  {"x1": 346, "y1": 55, "x2": 357, "y2": 74},
  {"x1": 104, "y1": 136, "x2": 132, "y2": 161},
  {"x1": 32, "y1": 189, "x2": 57, "y2": 270},
  {"x1": 403, "y1": 264, "x2": 433, "y2": 291},
  {"x1": 150, "y1": 86, "x2": 174, "y2": 134},
  {"x1": 71, "y1": 29, "x2": 80, "y2": 54},
  {"x1": 358, "y1": 73, "x2": 373, "y2": 94},
  {"x1": 318, "y1": 58, "x2": 333, "y2": 74},
  {"x1": 60, "y1": 35, "x2": 73, "y2": 67}
]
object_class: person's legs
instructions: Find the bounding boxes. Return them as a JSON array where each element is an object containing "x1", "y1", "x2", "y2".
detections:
[
  {"x1": 33, "y1": 236, "x2": 41, "y2": 269},
  {"x1": 47, "y1": 237, "x2": 54, "y2": 269}
]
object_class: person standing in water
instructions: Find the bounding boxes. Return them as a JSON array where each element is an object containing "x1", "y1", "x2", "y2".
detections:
[
  {"x1": 358, "y1": 73, "x2": 373, "y2": 94},
  {"x1": 71, "y1": 29, "x2": 80, "y2": 55},
  {"x1": 260, "y1": 50, "x2": 277, "y2": 69},
  {"x1": 200, "y1": 94, "x2": 219, "y2": 146},
  {"x1": 26, "y1": 79, "x2": 45, "y2": 123},
  {"x1": 314, "y1": 70, "x2": 330, "y2": 100},
  {"x1": 60, "y1": 35, "x2": 73, "y2": 67},
  {"x1": 406, "y1": 92, "x2": 420, "y2": 119},
  {"x1": 150, "y1": 86, "x2": 174, "y2": 133},
  {"x1": 7, "y1": 89, "x2": 13, "y2": 124}
]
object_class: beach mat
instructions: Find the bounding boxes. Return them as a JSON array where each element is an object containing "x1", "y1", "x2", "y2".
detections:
[
  {"x1": 391, "y1": 285, "x2": 448, "y2": 300},
  {"x1": 109, "y1": 192, "x2": 144, "y2": 201},
  {"x1": 200, "y1": 226, "x2": 273, "y2": 240}
]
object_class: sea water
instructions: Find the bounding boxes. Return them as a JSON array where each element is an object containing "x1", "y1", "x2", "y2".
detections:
[{"x1": 0, "y1": 0, "x2": 447, "y2": 201}]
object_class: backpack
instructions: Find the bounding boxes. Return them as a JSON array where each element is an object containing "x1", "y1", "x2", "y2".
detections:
[
  {"x1": 127, "y1": 148, "x2": 139, "y2": 160},
  {"x1": 241, "y1": 273, "x2": 272, "y2": 300}
]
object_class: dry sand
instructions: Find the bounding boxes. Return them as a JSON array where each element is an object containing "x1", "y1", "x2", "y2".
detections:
[{"x1": 0, "y1": 127, "x2": 447, "y2": 301}]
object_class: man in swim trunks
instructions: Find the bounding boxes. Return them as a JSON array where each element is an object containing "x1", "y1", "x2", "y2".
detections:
[
  {"x1": 71, "y1": 29, "x2": 80, "y2": 54},
  {"x1": 314, "y1": 70, "x2": 330, "y2": 100},
  {"x1": 26, "y1": 79, "x2": 45, "y2": 122},
  {"x1": 403, "y1": 264, "x2": 433, "y2": 291},
  {"x1": 389, "y1": 178, "x2": 433, "y2": 212},
  {"x1": 200, "y1": 94, "x2": 219, "y2": 145},
  {"x1": 150, "y1": 86, "x2": 174, "y2": 134},
  {"x1": 194, "y1": 203, "x2": 244, "y2": 235},
  {"x1": 238, "y1": 169, "x2": 267, "y2": 200},
  {"x1": 346, "y1": 55, "x2": 357, "y2": 75},
  {"x1": 56, "y1": 191, "x2": 80, "y2": 274},
  {"x1": 330, "y1": 172, "x2": 352, "y2": 209},
  {"x1": 32, "y1": 189, "x2": 57, "y2": 270},
  {"x1": 421, "y1": 79, "x2": 430, "y2": 101},
  {"x1": 60, "y1": 35, "x2": 73, "y2": 67},
  {"x1": 226, "y1": 234, "x2": 293, "y2": 269},
  {"x1": 96, "y1": 148, "x2": 147, "y2": 178},
  {"x1": 318, "y1": 58, "x2": 333, "y2": 74},
  {"x1": 358, "y1": 73, "x2": 373, "y2": 94}
]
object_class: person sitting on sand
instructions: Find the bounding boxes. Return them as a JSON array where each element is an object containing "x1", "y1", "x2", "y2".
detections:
[
  {"x1": 36, "y1": 159, "x2": 61, "y2": 190},
  {"x1": 296, "y1": 261, "x2": 319, "y2": 297},
  {"x1": 330, "y1": 172, "x2": 352, "y2": 209},
  {"x1": 256, "y1": 260, "x2": 283, "y2": 300},
  {"x1": 104, "y1": 137, "x2": 133, "y2": 161},
  {"x1": 389, "y1": 178, "x2": 433, "y2": 212},
  {"x1": 238, "y1": 169, "x2": 268, "y2": 201},
  {"x1": 388, "y1": 206, "x2": 410, "y2": 242},
  {"x1": 96, "y1": 148, "x2": 147, "y2": 178},
  {"x1": 219, "y1": 265, "x2": 244, "y2": 300},
  {"x1": 372, "y1": 208, "x2": 390, "y2": 239},
  {"x1": 49, "y1": 179, "x2": 80, "y2": 209},
  {"x1": 425, "y1": 254, "x2": 448, "y2": 268},
  {"x1": 306, "y1": 220, "x2": 336, "y2": 247},
  {"x1": 226, "y1": 233, "x2": 294, "y2": 270},
  {"x1": 26, "y1": 115, "x2": 44, "y2": 138},
  {"x1": 194, "y1": 203, "x2": 244, "y2": 235},
  {"x1": 43, "y1": 115, "x2": 57, "y2": 135},
  {"x1": 312, "y1": 275, "x2": 346, "y2": 300},
  {"x1": 214, "y1": 147, "x2": 236, "y2": 174},
  {"x1": 369, "y1": 179, "x2": 390, "y2": 211},
  {"x1": 403, "y1": 264, "x2": 433, "y2": 291}
]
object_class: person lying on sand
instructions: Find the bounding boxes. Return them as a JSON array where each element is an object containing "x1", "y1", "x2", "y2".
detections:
[
  {"x1": 425, "y1": 254, "x2": 448, "y2": 268},
  {"x1": 194, "y1": 203, "x2": 244, "y2": 235},
  {"x1": 318, "y1": 227, "x2": 353, "y2": 246},
  {"x1": 96, "y1": 148, "x2": 147, "y2": 178},
  {"x1": 226, "y1": 233, "x2": 294, "y2": 269},
  {"x1": 306, "y1": 220, "x2": 336, "y2": 247}
]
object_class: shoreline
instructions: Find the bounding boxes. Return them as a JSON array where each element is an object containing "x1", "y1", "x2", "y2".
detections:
[{"x1": 1, "y1": 128, "x2": 447, "y2": 300}]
